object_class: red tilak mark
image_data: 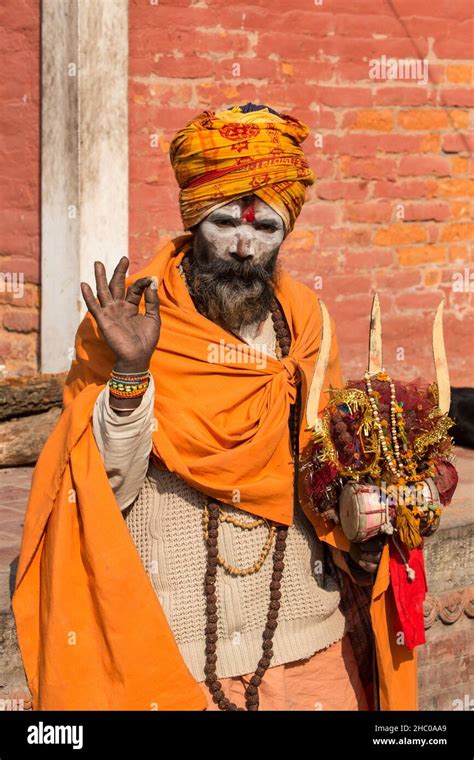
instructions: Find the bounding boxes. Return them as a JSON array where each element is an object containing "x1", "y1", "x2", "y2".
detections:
[{"x1": 241, "y1": 201, "x2": 256, "y2": 223}]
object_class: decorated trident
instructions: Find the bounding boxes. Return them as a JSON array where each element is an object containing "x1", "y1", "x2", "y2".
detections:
[
  {"x1": 303, "y1": 295, "x2": 457, "y2": 570},
  {"x1": 302, "y1": 294, "x2": 458, "y2": 649},
  {"x1": 306, "y1": 293, "x2": 451, "y2": 431}
]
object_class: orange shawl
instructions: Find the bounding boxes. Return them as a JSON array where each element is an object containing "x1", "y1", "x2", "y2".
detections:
[{"x1": 13, "y1": 234, "x2": 417, "y2": 710}]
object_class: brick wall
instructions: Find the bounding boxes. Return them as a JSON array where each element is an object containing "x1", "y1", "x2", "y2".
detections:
[
  {"x1": 0, "y1": 0, "x2": 40, "y2": 376},
  {"x1": 0, "y1": 1, "x2": 472, "y2": 383},
  {"x1": 129, "y1": 0, "x2": 473, "y2": 385}
]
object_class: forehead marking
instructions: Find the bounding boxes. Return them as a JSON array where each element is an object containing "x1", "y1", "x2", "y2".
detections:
[{"x1": 241, "y1": 198, "x2": 256, "y2": 223}]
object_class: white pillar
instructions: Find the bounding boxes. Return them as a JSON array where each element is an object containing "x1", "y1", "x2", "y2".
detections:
[{"x1": 41, "y1": 0, "x2": 128, "y2": 373}]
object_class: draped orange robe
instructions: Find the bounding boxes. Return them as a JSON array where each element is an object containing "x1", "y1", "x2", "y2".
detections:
[{"x1": 13, "y1": 234, "x2": 417, "y2": 710}]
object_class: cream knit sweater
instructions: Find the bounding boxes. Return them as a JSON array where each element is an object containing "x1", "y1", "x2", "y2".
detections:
[{"x1": 92, "y1": 315, "x2": 347, "y2": 682}]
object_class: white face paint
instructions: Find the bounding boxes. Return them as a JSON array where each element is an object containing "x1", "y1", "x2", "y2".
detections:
[{"x1": 194, "y1": 195, "x2": 286, "y2": 264}]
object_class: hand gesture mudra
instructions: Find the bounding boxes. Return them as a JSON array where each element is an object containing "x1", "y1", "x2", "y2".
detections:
[{"x1": 80, "y1": 257, "x2": 161, "y2": 374}]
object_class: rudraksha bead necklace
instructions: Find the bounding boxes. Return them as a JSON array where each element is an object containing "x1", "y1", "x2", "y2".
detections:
[{"x1": 180, "y1": 251, "x2": 301, "y2": 711}]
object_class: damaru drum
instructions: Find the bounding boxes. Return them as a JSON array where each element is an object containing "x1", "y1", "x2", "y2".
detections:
[
  {"x1": 339, "y1": 482, "x2": 392, "y2": 543},
  {"x1": 339, "y1": 478, "x2": 442, "y2": 543}
]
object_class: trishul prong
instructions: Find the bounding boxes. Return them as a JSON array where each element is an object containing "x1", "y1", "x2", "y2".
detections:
[
  {"x1": 368, "y1": 292, "x2": 383, "y2": 375},
  {"x1": 433, "y1": 298, "x2": 451, "y2": 415},
  {"x1": 306, "y1": 299, "x2": 332, "y2": 431}
]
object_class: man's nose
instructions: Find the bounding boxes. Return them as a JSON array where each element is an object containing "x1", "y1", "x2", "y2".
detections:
[{"x1": 234, "y1": 228, "x2": 256, "y2": 258}]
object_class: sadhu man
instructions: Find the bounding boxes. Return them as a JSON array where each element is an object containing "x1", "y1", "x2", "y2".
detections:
[{"x1": 13, "y1": 103, "x2": 417, "y2": 711}]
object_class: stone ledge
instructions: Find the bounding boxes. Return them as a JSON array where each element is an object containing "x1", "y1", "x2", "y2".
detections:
[{"x1": 0, "y1": 374, "x2": 66, "y2": 466}]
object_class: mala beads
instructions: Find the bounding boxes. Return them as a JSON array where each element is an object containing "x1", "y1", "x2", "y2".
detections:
[
  {"x1": 364, "y1": 369, "x2": 405, "y2": 482},
  {"x1": 203, "y1": 499, "x2": 290, "y2": 711},
  {"x1": 202, "y1": 504, "x2": 276, "y2": 577},
  {"x1": 201, "y1": 295, "x2": 299, "y2": 711},
  {"x1": 364, "y1": 369, "x2": 431, "y2": 485}
]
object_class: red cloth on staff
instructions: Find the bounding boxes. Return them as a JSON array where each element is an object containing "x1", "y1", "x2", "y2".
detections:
[{"x1": 389, "y1": 541, "x2": 427, "y2": 651}]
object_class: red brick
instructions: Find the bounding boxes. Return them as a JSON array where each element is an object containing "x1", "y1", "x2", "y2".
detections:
[
  {"x1": 2, "y1": 309, "x2": 38, "y2": 333},
  {"x1": 398, "y1": 156, "x2": 451, "y2": 177},
  {"x1": 263, "y1": 11, "x2": 335, "y2": 36},
  {"x1": 309, "y1": 157, "x2": 335, "y2": 179},
  {"x1": 321, "y1": 135, "x2": 379, "y2": 156},
  {"x1": 442, "y1": 133, "x2": 474, "y2": 153},
  {"x1": 446, "y1": 64, "x2": 473, "y2": 84},
  {"x1": 287, "y1": 109, "x2": 337, "y2": 131},
  {"x1": 152, "y1": 56, "x2": 215, "y2": 79},
  {"x1": 403, "y1": 203, "x2": 450, "y2": 222},
  {"x1": 334, "y1": 14, "x2": 405, "y2": 38},
  {"x1": 297, "y1": 204, "x2": 338, "y2": 227},
  {"x1": 336, "y1": 62, "x2": 377, "y2": 83},
  {"x1": 374, "y1": 224, "x2": 427, "y2": 246},
  {"x1": 374, "y1": 180, "x2": 437, "y2": 199},
  {"x1": 318, "y1": 274, "x2": 373, "y2": 300},
  {"x1": 441, "y1": 89, "x2": 474, "y2": 107},
  {"x1": 440, "y1": 223, "x2": 474, "y2": 242},
  {"x1": 434, "y1": 179, "x2": 474, "y2": 197},
  {"x1": 317, "y1": 229, "x2": 371, "y2": 251},
  {"x1": 0, "y1": 284, "x2": 38, "y2": 308},
  {"x1": 340, "y1": 157, "x2": 396, "y2": 180},
  {"x1": 374, "y1": 269, "x2": 422, "y2": 291},
  {"x1": 313, "y1": 87, "x2": 373, "y2": 107},
  {"x1": 397, "y1": 246, "x2": 447, "y2": 267},
  {"x1": 316, "y1": 181, "x2": 369, "y2": 201},
  {"x1": 286, "y1": 61, "x2": 334, "y2": 83},
  {"x1": 0, "y1": 256, "x2": 40, "y2": 285},
  {"x1": 434, "y1": 38, "x2": 474, "y2": 60},
  {"x1": 343, "y1": 110, "x2": 393, "y2": 131},
  {"x1": 395, "y1": 291, "x2": 445, "y2": 312},
  {"x1": 257, "y1": 32, "x2": 326, "y2": 59},
  {"x1": 398, "y1": 110, "x2": 449, "y2": 130},
  {"x1": 343, "y1": 249, "x2": 394, "y2": 270},
  {"x1": 0, "y1": 331, "x2": 38, "y2": 371},
  {"x1": 282, "y1": 228, "x2": 316, "y2": 252},
  {"x1": 311, "y1": 36, "x2": 429, "y2": 63},
  {"x1": 375, "y1": 135, "x2": 433, "y2": 153},
  {"x1": 344, "y1": 202, "x2": 392, "y2": 223},
  {"x1": 136, "y1": 27, "x2": 253, "y2": 58},
  {"x1": 390, "y1": 0, "x2": 472, "y2": 20},
  {"x1": 374, "y1": 87, "x2": 434, "y2": 106}
]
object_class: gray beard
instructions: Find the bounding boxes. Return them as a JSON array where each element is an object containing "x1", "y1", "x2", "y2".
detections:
[{"x1": 184, "y1": 251, "x2": 281, "y2": 334}]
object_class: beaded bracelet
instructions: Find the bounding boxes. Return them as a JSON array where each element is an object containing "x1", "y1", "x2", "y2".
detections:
[{"x1": 109, "y1": 369, "x2": 150, "y2": 399}]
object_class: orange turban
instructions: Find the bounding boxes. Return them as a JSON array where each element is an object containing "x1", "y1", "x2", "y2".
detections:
[{"x1": 169, "y1": 103, "x2": 315, "y2": 233}]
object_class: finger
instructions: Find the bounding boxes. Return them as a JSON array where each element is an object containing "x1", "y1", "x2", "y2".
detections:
[
  {"x1": 80, "y1": 282, "x2": 101, "y2": 320},
  {"x1": 358, "y1": 558, "x2": 379, "y2": 574},
  {"x1": 360, "y1": 551, "x2": 382, "y2": 564},
  {"x1": 125, "y1": 277, "x2": 154, "y2": 308},
  {"x1": 94, "y1": 261, "x2": 113, "y2": 307},
  {"x1": 144, "y1": 277, "x2": 160, "y2": 319},
  {"x1": 108, "y1": 256, "x2": 129, "y2": 300}
]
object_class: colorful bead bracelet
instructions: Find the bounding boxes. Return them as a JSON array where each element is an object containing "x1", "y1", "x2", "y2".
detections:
[{"x1": 109, "y1": 370, "x2": 150, "y2": 399}]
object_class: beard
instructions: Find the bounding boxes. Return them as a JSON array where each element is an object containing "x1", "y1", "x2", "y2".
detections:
[{"x1": 184, "y1": 247, "x2": 281, "y2": 334}]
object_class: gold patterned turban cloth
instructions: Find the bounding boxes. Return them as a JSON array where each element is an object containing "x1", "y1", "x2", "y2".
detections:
[{"x1": 169, "y1": 103, "x2": 315, "y2": 234}]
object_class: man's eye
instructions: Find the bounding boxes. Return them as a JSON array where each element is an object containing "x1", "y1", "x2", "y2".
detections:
[
  {"x1": 256, "y1": 223, "x2": 278, "y2": 232},
  {"x1": 214, "y1": 219, "x2": 235, "y2": 227}
]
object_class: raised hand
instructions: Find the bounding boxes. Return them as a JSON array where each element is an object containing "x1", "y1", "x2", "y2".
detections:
[{"x1": 80, "y1": 257, "x2": 161, "y2": 374}]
